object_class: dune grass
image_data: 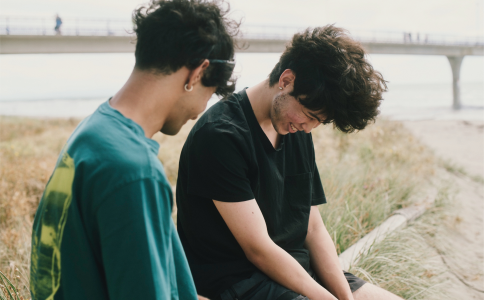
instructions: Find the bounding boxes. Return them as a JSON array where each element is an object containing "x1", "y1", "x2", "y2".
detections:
[
  {"x1": 348, "y1": 187, "x2": 453, "y2": 300},
  {"x1": 311, "y1": 120, "x2": 435, "y2": 254},
  {"x1": 1, "y1": 269, "x2": 24, "y2": 300},
  {"x1": 0, "y1": 117, "x2": 81, "y2": 300},
  {"x1": 0, "y1": 115, "x2": 438, "y2": 299}
]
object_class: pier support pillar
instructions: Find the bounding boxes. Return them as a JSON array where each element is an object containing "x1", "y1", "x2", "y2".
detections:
[{"x1": 447, "y1": 56, "x2": 464, "y2": 110}]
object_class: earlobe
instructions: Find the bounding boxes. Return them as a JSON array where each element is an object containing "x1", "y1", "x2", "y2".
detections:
[
  {"x1": 184, "y1": 84, "x2": 193, "y2": 92},
  {"x1": 184, "y1": 59, "x2": 208, "y2": 91}
]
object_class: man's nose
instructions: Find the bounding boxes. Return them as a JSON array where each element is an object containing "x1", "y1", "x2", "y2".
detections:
[{"x1": 301, "y1": 123, "x2": 312, "y2": 133}]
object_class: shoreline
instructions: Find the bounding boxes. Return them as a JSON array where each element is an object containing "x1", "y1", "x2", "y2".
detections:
[{"x1": 1, "y1": 98, "x2": 483, "y2": 121}]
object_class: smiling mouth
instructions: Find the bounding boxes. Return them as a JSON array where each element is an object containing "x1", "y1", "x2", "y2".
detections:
[{"x1": 290, "y1": 123, "x2": 297, "y2": 132}]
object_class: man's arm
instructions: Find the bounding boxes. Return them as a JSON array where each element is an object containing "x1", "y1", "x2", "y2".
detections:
[
  {"x1": 97, "y1": 178, "x2": 198, "y2": 300},
  {"x1": 214, "y1": 199, "x2": 337, "y2": 300},
  {"x1": 305, "y1": 206, "x2": 354, "y2": 300}
]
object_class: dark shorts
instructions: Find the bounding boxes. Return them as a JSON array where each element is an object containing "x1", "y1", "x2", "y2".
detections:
[{"x1": 220, "y1": 270, "x2": 366, "y2": 300}]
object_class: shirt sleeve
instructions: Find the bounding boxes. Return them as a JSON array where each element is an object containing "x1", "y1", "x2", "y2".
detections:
[
  {"x1": 186, "y1": 121, "x2": 255, "y2": 202},
  {"x1": 96, "y1": 178, "x2": 197, "y2": 300},
  {"x1": 171, "y1": 224, "x2": 199, "y2": 299},
  {"x1": 308, "y1": 132, "x2": 326, "y2": 205},
  {"x1": 311, "y1": 163, "x2": 327, "y2": 205}
]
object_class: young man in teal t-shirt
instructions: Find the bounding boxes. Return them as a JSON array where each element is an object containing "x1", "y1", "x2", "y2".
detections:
[{"x1": 30, "y1": 1, "x2": 238, "y2": 299}]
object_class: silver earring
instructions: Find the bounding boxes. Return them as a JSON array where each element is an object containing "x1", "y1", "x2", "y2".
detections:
[
  {"x1": 184, "y1": 84, "x2": 193, "y2": 92},
  {"x1": 279, "y1": 87, "x2": 283, "y2": 90}
]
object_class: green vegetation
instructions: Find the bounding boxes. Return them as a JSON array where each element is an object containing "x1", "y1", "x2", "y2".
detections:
[
  {"x1": 312, "y1": 120, "x2": 435, "y2": 253},
  {"x1": 349, "y1": 187, "x2": 453, "y2": 299},
  {"x1": 0, "y1": 269, "x2": 25, "y2": 300},
  {"x1": 0, "y1": 116, "x2": 440, "y2": 299}
]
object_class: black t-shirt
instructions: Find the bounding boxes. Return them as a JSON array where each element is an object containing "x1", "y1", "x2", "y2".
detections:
[{"x1": 176, "y1": 89, "x2": 326, "y2": 299}]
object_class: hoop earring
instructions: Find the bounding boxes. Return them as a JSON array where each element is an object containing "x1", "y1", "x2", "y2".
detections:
[{"x1": 184, "y1": 84, "x2": 193, "y2": 92}]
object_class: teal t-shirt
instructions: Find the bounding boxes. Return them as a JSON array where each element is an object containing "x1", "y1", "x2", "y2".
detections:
[{"x1": 30, "y1": 100, "x2": 198, "y2": 300}]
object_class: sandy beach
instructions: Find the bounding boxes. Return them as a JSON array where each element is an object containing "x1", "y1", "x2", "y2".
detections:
[
  {"x1": 403, "y1": 120, "x2": 484, "y2": 299},
  {"x1": 403, "y1": 120, "x2": 484, "y2": 178}
]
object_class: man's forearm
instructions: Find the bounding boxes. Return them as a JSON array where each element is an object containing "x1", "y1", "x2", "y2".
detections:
[
  {"x1": 248, "y1": 242, "x2": 337, "y2": 300},
  {"x1": 214, "y1": 200, "x2": 337, "y2": 300},
  {"x1": 305, "y1": 226, "x2": 353, "y2": 300}
]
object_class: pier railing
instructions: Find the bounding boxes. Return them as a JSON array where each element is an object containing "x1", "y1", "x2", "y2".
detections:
[
  {"x1": 0, "y1": 16, "x2": 133, "y2": 37},
  {"x1": 1, "y1": 16, "x2": 483, "y2": 47}
]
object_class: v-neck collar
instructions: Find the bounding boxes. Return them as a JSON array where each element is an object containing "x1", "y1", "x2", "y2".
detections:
[{"x1": 238, "y1": 89, "x2": 285, "y2": 153}]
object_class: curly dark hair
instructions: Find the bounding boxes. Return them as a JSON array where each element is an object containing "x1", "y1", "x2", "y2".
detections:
[
  {"x1": 269, "y1": 25, "x2": 387, "y2": 133},
  {"x1": 132, "y1": 0, "x2": 239, "y2": 97}
]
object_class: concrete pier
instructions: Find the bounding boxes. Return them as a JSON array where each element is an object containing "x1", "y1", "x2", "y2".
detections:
[
  {"x1": 1, "y1": 35, "x2": 483, "y2": 56},
  {"x1": 447, "y1": 56, "x2": 465, "y2": 110},
  {"x1": 0, "y1": 35, "x2": 136, "y2": 54},
  {"x1": 0, "y1": 27, "x2": 483, "y2": 110}
]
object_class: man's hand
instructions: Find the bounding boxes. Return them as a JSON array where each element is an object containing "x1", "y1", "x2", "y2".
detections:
[{"x1": 213, "y1": 199, "x2": 337, "y2": 300}]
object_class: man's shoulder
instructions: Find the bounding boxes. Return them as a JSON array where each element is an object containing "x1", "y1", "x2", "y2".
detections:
[
  {"x1": 70, "y1": 113, "x2": 141, "y2": 152},
  {"x1": 191, "y1": 93, "x2": 251, "y2": 139},
  {"x1": 67, "y1": 111, "x2": 162, "y2": 182}
]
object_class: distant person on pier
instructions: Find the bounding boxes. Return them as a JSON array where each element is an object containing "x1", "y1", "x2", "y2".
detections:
[
  {"x1": 176, "y1": 25, "x2": 404, "y2": 300},
  {"x1": 54, "y1": 14, "x2": 62, "y2": 35},
  {"x1": 29, "y1": 1, "x2": 238, "y2": 300}
]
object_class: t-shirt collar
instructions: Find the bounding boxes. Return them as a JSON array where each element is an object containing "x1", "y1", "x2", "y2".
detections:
[
  {"x1": 238, "y1": 89, "x2": 285, "y2": 153},
  {"x1": 98, "y1": 99, "x2": 160, "y2": 154}
]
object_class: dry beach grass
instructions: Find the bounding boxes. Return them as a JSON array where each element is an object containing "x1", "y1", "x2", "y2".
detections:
[
  {"x1": 312, "y1": 120, "x2": 436, "y2": 254},
  {"x1": 0, "y1": 115, "x2": 445, "y2": 299}
]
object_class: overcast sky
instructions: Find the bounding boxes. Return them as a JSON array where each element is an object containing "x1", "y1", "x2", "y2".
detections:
[{"x1": 1, "y1": 0, "x2": 483, "y2": 36}]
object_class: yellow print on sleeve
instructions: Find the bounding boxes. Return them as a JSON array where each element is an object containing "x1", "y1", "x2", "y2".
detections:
[{"x1": 30, "y1": 150, "x2": 75, "y2": 300}]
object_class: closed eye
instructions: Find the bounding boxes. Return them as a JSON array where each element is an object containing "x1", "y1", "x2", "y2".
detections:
[{"x1": 307, "y1": 112, "x2": 323, "y2": 123}]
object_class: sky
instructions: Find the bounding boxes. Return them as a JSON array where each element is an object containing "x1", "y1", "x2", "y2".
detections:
[{"x1": 1, "y1": 0, "x2": 483, "y2": 35}]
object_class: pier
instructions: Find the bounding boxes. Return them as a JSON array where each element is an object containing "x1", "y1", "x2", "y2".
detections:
[{"x1": 1, "y1": 16, "x2": 483, "y2": 109}]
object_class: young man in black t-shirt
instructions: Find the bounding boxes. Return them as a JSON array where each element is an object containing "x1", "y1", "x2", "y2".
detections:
[{"x1": 176, "y1": 26, "x2": 402, "y2": 300}]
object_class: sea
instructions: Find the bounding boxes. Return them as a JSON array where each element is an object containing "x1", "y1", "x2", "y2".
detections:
[{"x1": 0, "y1": 53, "x2": 483, "y2": 121}]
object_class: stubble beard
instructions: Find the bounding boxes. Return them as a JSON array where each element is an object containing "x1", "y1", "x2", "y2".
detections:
[{"x1": 270, "y1": 92, "x2": 286, "y2": 134}]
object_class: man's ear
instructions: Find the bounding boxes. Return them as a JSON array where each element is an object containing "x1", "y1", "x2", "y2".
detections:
[
  {"x1": 185, "y1": 59, "x2": 210, "y2": 90},
  {"x1": 279, "y1": 69, "x2": 296, "y2": 90}
]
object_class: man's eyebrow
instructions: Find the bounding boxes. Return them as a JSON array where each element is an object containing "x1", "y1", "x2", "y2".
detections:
[{"x1": 308, "y1": 112, "x2": 322, "y2": 123}]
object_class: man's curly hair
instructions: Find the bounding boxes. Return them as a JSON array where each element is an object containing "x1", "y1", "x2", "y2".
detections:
[
  {"x1": 269, "y1": 25, "x2": 387, "y2": 133},
  {"x1": 133, "y1": 0, "x2": 240, "y2": 97}
]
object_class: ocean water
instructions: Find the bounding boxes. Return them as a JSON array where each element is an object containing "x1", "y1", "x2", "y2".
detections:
[{"x1": 0, "y1": 53, "x2": 483, "y2": 120}]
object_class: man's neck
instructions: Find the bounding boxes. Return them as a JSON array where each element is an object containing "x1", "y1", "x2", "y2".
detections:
[
  {"x1": 109, "y1": 69, "x2": 181, "y2": 138},
  {"x1": 246, "y1": 80, "x2": 278, "y2": 130},
  {"x1": 246, "y1": 80, "x2": 281, "y2": 147}
]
